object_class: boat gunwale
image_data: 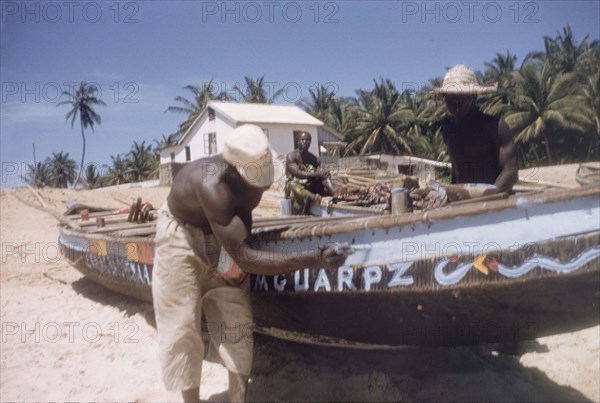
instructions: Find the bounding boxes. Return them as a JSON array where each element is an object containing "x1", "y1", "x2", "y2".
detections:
[
  {"x1": 58, "y1": 224, "x2": 155, "y2": 244},
  {"x1": 268, "y1": 186, "x2": 600, "y2": 240},
  {"x1": 57, "y1": 186, "x2": 600, "y2": 244}
]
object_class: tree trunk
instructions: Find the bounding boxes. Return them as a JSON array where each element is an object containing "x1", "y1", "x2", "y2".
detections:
[
  {"x1": 74, "y1": 123, "x2": 86, "y2": 188},
  {"x1": 543, "y1": 132, "x2": 553, "y2": 165}
]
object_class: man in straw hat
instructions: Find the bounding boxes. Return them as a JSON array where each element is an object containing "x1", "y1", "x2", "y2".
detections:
[
  {"x1": 429, "y1": 65, "x2": 518, "y2": 193},
  {"x1": 152, "y1": 124, "x2": 349, "y2": 402}
]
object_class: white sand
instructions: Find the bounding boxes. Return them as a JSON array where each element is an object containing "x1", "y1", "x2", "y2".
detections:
[{"x1": 1, "y1": 164, "x2": 598, "y2": 402}]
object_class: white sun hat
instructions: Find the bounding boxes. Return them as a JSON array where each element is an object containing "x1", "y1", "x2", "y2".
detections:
[
  {"x1": 429, "y1": 64, "x2": 498, "y2": 100},
  {"x1": 223, "y1": 124, "x2": 283, "y2": 188}
]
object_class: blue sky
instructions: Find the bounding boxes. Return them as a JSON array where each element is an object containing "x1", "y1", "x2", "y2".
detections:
[{"x1": 1, "y1": 0, "x2": 599, "y2": 188}]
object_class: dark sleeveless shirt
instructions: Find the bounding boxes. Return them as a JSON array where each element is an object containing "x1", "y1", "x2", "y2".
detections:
[{"x1": 442, "y1": 110, "x2": 502, "y2": 185}]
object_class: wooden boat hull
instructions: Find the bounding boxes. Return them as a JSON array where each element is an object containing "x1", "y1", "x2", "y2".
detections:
[
  {"x1": 249, "y1": 186, "x2": 600, "y2": 346},
  {"x1": 59, "y1": 229, "x2": 154, "y2": 303},
  {"x1": 58, "y1": 186, "x2": 600, "y2": 347},
  {"x1": 250, "y1": 232, "x2": 599, "y2": 346}
]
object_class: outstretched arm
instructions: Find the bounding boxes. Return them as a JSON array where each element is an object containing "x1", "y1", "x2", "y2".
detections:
[
  {"x1": 495, "y1": 118, "x2": 518, "y2": 193},
  {"x1": 200, "y1": 182, "x2": 347, "y2": 275}
]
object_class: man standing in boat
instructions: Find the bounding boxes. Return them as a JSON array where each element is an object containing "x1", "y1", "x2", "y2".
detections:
[
  {"x1": 151, "y1": 124, "x2": 349, "y2": 402},
  {"x1": 285, "y1": 131, "x2": 335, "y2": 215},
  {"x1": 429, "y1": 65, "x2": 518, "y2": 193}
]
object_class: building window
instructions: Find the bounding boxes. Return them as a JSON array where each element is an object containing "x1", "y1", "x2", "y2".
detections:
[
  {"x1": 185, "y1": 146, "x2": 191, "y2": 161},
  {"x1": 170, "y1": 152, "x2": 175, "y2": 162},
  {"x1": 208, "y1": 108, "x2": 215, "y2": 121},
  {"x1": 204, "y1": 132, "x2": 217, "y2": 155}
]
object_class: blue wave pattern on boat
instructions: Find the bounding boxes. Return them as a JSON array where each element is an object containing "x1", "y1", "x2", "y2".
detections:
[
  {"x1": 435, "y1": 247, "x2": 600, "y2": 285},
  {"x1": 253, "y1": 245, "x2": 600, "y2": 293}
]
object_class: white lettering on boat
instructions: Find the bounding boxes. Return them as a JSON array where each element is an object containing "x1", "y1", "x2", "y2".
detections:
[
  {"x1": 386, "y1": 262, "x2": 414, "y2": 287},
  {"x1": 252, "y1": 246, "x2": 600, "y2": 293},
  {"x1": 337, "y1": 266, "x2": 356, "y2": 291},
  {"x1": 362, "y1": 266, "x2": 382, "y2": 291},
  {"x1": 313, "y1": 269, "x2": 332, "y2": 292},
  {"x1": 273, "y1": 274, "x2": 286, "y2": 291},
  {"x1": 294, "y1": 268, "x2": 310, "y2": 291},
  {"x1": 254, "y1": 274, "x2": 269, "y2": 291}
]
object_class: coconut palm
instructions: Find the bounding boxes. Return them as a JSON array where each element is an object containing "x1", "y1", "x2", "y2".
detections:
[
  {"x1": 165, "y1": 79, "x2": 230, "y2": 135},
  {"x1": 298, "y1": 85, "x2": 341, "y2": 129},
  {"x1": 580, "y1": 69, "x2": 600, "y2": 158},
  {"x1": 126, "y1": 140, "x2": 158, "y2": 182},
  {"x1": 344, "y1": 79, "x2": 415, "y2": 156},
  {"x1": 481, "y1": 52, "x2": 519, "y2": 117},
  {"x1": 233, "y1": 76, "x2": 283, "y2": 104},
  {"x1": 483, "y1": 51, "x2": 518, "y2": 84},
  {"x1": 46, "y1": 151, "x2": 77, "y2": 188},
  {"x1": 153, "y1": 133, "x2": 180, "y2": 157},
  {"x1": 503, "y1": 64, "x2": 591, "y2": 165},
  {"x1": 57, "y1": 82, "x2": 106, "y2": 188},
  {"x1": 25, "y1": 161, "x2": 51, "y2": 188},
  {"x1": 103, "y1": 154, "x2": 128, "y2": 186},
  {"x1": 525, "y1": 25, "x2": 599, "y2": 75},
  {"x1": 421, "y1": 127, "x2": 450, "y2": 163},
  {"x1": 399, "y1": 94, "x2": 449, "y2": 160},
  {"x1": 84, "y1": 165, "x2": 102, "y2": 189}
]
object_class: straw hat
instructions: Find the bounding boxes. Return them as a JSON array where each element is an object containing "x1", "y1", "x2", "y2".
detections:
[
  {"x1": 223, "y1": 124, "x2": 282, "y2": 188},
  {"x1": 428, "y1": 65, "x2": 497, "y2": 100}
]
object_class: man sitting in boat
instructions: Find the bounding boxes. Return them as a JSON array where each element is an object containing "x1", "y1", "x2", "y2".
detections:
[
  {"x1": 152, "y1": 124, "x2": 349, "y2": 403},
  {"x1": 429, "y1": 65, "x2": 518, "y2": 193},
  {"x1": 285, "y1": 131, "x2": 335, "y2": 214}
]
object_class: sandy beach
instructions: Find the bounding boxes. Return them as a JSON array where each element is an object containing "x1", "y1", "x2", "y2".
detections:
[{"x1": 1, "y1": 164, "x2": 598, "y2": 402}]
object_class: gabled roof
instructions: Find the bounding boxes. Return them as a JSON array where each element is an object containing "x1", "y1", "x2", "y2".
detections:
[
  {"x1": 167, "y1": 101, "x2": 331, "y2": 149},
  {"x1": 208, "y1": 101, "x2": 324, "y2": 126}
]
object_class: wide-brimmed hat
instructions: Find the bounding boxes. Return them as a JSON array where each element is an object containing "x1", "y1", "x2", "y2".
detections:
[
  {"x1": 223, "y1": 124, "x2": 282, "y2": 188},
  {"x1": 428, "y1": 65, "x2": 497, "y2": 100}
]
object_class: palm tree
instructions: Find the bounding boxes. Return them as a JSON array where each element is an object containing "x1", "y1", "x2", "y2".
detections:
[
  {"x1": 484, "y1": 51, "x2": 518, "y2": 84},
  {"x1": 126, "y1": 140, "x2": 158, "y2": 182},
  {"x1": 397, "y1": 93, "x2": 449, "y2": 160},
  {"x1": 103, "y1": 154, "x2": 128, "y2": 186},
  {"x1": 581, "y1": 69, "x2": 600, "y2": 159},
  {"x1": 25, "y1": 161, "x2": 51, "y2": 188},
  {"x1": 481, "y1": 52, "x2": 519, "y2": 117},
  {"x1": 503, "y1": 64, "x2": 591, "y2": 165},
  {"x1": 344, "y1": 79, "x2": 414, "y2": 155},
  {"x1": 421, "y1": 127, "x2": 450, "y2": 163},
  {"x1": 153, "y1": 133, "x2": 180, "y2": 157},
  {"x1": 233, "y1": 76, "x2": 283, "y2": 104},
  {"x1": 84, "y1": 164, "x2": 101, "y2": 189},
  {"x1": 525, "y1": 25, "x2": 599, "y2": 75},
  {"x1": 298, "y1": 85, "x2": 341, "y2": 129},
  {"x1": 165, "y1": 79, "x2": 230, "y2": 135},
  {"x1": 57, "y1": 82, "x2": 106, "y2": 188},
  {"x1": 46, "y1": 151, "x2": 77, "y2": 188}
]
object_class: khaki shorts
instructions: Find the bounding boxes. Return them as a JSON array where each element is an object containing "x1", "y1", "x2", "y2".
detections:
[{"x1": 152, "y1": 203, "x2": 254, "y2": 391}]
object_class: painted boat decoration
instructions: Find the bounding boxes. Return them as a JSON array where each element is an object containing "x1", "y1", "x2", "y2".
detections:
[{"x1": 58, "y1": 185, "x2": 600, "y2": 347}]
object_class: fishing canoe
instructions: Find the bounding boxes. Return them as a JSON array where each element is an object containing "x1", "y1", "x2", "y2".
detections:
[{"x1": 57, "y1": 185, "x2": 600, "y2": 347}]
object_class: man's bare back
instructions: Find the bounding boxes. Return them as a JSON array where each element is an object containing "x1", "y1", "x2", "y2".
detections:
[
  {"x1": 168, "y1": 155, "x2": 262, "y2": 231},
  {"x1": 167, "y1": 154, "x2": 347, "y2": 275}
]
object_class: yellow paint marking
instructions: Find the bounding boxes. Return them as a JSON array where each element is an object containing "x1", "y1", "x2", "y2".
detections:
[{"x1": 472, "y1": 254, "x2": 489, "y2": 275}]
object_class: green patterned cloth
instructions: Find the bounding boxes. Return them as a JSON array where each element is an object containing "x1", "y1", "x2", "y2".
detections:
[{"x1": 285, "y1": 164, "x2": 321, "y2": 215}]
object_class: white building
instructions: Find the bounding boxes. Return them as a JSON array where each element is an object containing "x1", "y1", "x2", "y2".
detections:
[{"x1": 159, "y1": 101, "x2": 344, "y2": 184}]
